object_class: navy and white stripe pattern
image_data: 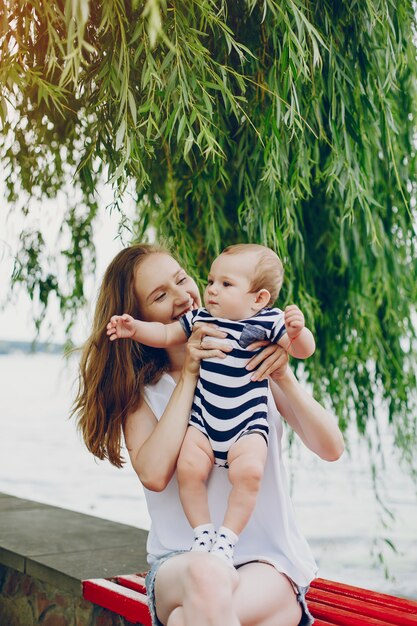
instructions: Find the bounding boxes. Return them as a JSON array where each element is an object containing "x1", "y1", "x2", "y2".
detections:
[{"x1": 179, "y1": 307, "x2": 286, "y2": 467}]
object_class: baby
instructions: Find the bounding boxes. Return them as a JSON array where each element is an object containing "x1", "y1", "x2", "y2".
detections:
[{"x1": 107, "y1": 244, "x2": 315, "y2": 565}]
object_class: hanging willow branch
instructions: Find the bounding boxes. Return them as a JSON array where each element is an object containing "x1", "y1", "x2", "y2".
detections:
[{"x1": 1, "y1": 0, "x2": 417, "y2": 462}]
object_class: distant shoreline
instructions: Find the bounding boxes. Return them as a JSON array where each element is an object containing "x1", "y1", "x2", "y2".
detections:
[{"x1": 0, "y1": 340, "x2": 65, "y2": 355}]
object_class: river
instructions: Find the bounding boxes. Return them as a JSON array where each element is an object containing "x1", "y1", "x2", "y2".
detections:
[{"x1": 0, "y1": 352, "x2": 415, "y2": 599}]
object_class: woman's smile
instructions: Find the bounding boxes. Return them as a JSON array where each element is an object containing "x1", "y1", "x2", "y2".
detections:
[{"x1": 173, "y1": 302, "x2": 195, "y2": 320}]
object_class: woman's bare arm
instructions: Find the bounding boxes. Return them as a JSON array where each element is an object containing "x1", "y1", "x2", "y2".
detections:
[
  {"x1": 270, "y1": 366, "x2": 344, "y2": 461},
  {"x1": 244, "y1": 341, "x2": 343, "y2": 460},
  {"x1": 124, "y1": 323, "x2": 230, "y2": 491},
  {"x1": 124, "y1": 371, "x2": 198, "y2": 491}
]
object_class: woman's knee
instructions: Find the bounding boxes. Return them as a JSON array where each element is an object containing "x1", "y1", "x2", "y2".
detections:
[{"x1": 184, "y1": 556, "x2": 238, "y2": 607}]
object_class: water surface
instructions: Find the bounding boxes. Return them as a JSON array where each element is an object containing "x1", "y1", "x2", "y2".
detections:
[{"x1": 0, "y1": 353, "x2": 415, "y2": 598}]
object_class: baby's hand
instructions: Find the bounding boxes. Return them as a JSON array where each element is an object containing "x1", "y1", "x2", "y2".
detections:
[
  {"x1": 284, "y1": 305, "x2": 305, "y2": 339},
  {"x1": 107, "y1": 314, "x2": 136, "y2": 341}
]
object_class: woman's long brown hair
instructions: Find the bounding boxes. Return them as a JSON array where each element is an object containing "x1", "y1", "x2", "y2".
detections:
[{"x1": 72, "y1": 243, "x2": 170, "y2": 467}]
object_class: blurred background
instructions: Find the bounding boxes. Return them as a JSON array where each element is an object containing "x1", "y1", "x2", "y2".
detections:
[{"x1": 1, "y1": 199, "x2": 416, "y2": 599}]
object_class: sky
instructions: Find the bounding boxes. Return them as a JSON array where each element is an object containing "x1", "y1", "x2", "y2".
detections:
[{"x1": 0, "y1": 182, "x2": 133, "y2": 344}]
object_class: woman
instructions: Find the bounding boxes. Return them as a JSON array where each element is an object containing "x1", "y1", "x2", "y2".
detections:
[{"x1": 73, "y1": 243, "x2": 344, "y2": 626}]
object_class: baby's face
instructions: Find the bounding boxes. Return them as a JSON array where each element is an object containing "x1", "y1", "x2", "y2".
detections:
[{"x1": 203, "y1": 252, "x2": 258, "y2": 320}]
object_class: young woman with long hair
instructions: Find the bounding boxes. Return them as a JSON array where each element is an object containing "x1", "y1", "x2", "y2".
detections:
[{"x1": 73, "y1": 243, "x2": 344, "y2": 626}]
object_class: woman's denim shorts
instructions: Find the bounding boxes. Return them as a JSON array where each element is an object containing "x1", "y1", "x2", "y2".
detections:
[{"x1": 145, "y1": 551, "x2": 314, "y2": 626}]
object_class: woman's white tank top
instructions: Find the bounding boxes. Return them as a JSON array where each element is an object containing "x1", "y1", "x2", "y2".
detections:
[{"x1": 143, "y1": 373, "x2": 318, "y2": 586}]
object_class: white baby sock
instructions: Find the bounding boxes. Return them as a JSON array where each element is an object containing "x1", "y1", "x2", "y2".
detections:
[
  {"x1": 211, "y1": 526, "x2": 238, "y2": 566},
  {"x1": 191, "y1": 523, "x2": 216, "y2": 552}
]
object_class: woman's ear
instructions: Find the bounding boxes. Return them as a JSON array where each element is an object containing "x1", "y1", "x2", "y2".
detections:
[{"x1": 252, "y1": 289, "x2": 271, "y2": 311}]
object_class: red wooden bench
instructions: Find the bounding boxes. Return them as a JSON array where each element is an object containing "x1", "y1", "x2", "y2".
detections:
[{"x1": 83, "y1": 573, "x2": 417, "y2": 625}]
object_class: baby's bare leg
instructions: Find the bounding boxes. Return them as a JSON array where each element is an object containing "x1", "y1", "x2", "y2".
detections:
[
  {"x1": 177, "y1": 426, "x2": 215, "y2": 548},
  {"x1": 224, "y1": 433, "x2": 268, "y2": 534},
  {"x1": 211, "y1": 433, "x2": 268, "y2": 565}
]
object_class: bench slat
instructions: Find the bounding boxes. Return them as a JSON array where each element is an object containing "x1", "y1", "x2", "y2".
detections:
[
  {"x1": 116, "y1": 574, "x2": 147, "y2": 595},
  {"x1": 311, "y1": 578, "x2": 417, "y2": 614},
  {"x1": 83, "y1": 578, "x2": 151, "y2": 625},
  {"x1": 307, "y1": 587, "x2": 417, "y2": 626},
  {"x1": 308, "y1": 600, "x2": 401, "y2": 626}
]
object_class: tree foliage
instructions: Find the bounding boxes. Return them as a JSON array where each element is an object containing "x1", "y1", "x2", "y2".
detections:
[{"x1": 1, "y1": 0, "x2": 417, "y2": 459}]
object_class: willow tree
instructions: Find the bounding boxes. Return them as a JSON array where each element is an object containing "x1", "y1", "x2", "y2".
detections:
[{"x1": 1, "y1": 0, "x2": 417, "y2": 459}]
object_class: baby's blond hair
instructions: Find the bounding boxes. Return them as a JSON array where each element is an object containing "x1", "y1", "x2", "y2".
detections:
[{"x1": 221, "y1": 243, "x2": 284, "y2": 306}]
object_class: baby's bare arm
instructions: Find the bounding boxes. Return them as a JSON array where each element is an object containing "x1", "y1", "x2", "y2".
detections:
[
  {"x1": 280, "y1": 327, "x2": 316, "y2": 359},
  {"x1": 279, "y1": 305, "x2": 315, "y2": 359},
  {"x1": 107, "y1": 314, "x2": 186, "y2": 347}
]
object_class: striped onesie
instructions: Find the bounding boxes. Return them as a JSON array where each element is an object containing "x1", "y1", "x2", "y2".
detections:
[{"x1": 179, "y1": 307, "x2": 287, "y2": 467}]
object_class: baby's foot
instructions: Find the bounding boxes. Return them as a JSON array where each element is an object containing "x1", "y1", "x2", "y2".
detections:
[
  {"x1": 210, "y1": 526, "x2": 238, "y2": 567},
  {"x1": 191, "y1": 523, "x2": 216, "y2": 552}
]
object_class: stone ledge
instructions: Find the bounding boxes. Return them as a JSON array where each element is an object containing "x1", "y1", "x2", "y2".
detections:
[{"x1": 0, "y1": 493, "x2": 148, "y2": 595}]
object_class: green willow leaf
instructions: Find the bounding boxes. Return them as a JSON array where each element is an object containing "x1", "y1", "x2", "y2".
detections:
[{"x1": 1, "y1": 0, "x2": 417, "y2": 468}]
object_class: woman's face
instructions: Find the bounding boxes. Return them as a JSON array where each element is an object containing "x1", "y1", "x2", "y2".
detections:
[{"x1": 134, "y1": 253, "x2": 200, "y2": 323}]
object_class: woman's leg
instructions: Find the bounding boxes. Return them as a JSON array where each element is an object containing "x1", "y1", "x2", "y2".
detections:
[
  {"x1": 155, "y1": 552, "x2": 239, "y2": 626},
  {"x1": 177, "y1": 426, "x2": 214, "y2": 527},
  {"x1": 157, "y1": 556, "x2": 302, "y2": 626},
  {"x1": 166, "y1": 606, "x2": 185, "y2": 626},
  {"x1": 233, "y1": 562, "x2": 302, "y2": 626}
]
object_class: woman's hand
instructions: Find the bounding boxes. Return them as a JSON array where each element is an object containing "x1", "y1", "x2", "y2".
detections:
[
  {"x1": 183, "y1": 323, "x2": 232, "y2": 377},
  {"x1": 245, "y1": 342, "x2": 289, "y2": 381}
]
